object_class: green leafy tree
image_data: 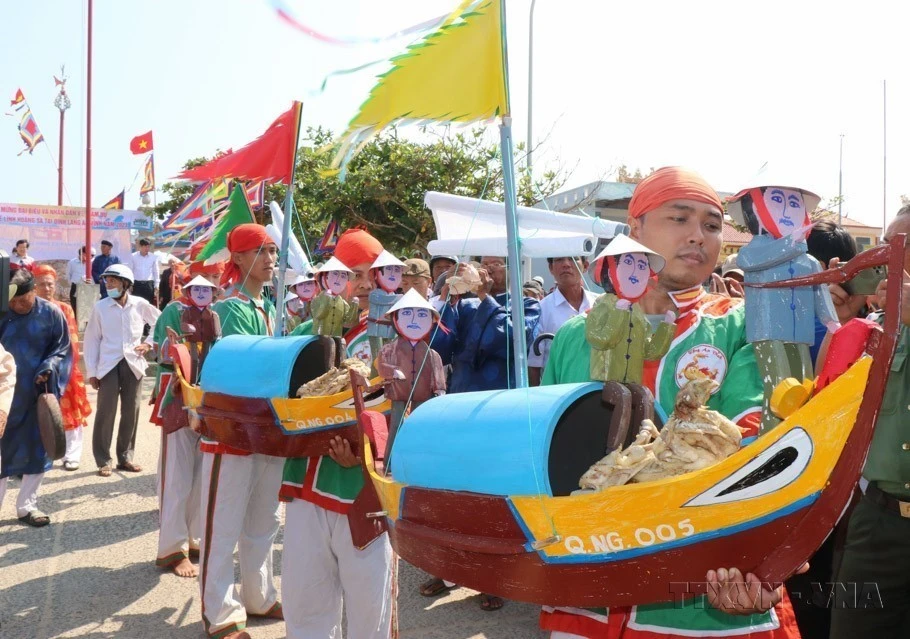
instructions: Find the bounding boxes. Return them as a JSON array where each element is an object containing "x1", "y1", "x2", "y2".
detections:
[{"x1": 155, "y1": 126, "x2": 569, "y2": 256}]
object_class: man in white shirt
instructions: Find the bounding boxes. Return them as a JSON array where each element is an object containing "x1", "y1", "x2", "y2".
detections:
[
  {"x1": 528, "y1": 256, "x2": 599, "y2": 386},
  {"x1": 83, "y1": 264, "x2": 160, "y2": 477},
  {"x1": 129, "y1": 238, "x2": 160, "y2": 306},
  {"x1": 13, "y1": 239, "x2": 35, "y2": 270},
  {"x1": 67, "y1": 246, "x2": 95, "y2": 319}
]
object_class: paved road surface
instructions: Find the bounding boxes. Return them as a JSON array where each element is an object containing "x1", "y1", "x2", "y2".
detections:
[{"x1": 0, "y1": 375, "x2": 546, "y2": 638}]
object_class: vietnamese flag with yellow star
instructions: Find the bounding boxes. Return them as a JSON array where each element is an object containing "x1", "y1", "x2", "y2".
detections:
[{"x1": 129, "y1": 130, "x2": 154, "y2": 154}]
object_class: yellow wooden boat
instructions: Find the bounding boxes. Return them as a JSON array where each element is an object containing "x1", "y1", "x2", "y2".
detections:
[
  {"x1": 352, "y1": 240, "x2": 905, "y2": 607},
  {"x1": 172, "y1": 334, "x2": 391, "y2": 458}
]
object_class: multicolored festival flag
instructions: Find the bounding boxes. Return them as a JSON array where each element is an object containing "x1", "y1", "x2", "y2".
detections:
[
  {"x1": 161, "y1": 179, "x2": 230, "y2": 230},
  {"x1": 331, "y1": 0, "x2": 509, "y2": 171},
  {"x1": 313, "y1": 218, "x2": 340, "y2": 256},
  {"x1": 129, "y1": 130, "x2": 154, "y2": 155},
  {"x1": 194, "y1": 184, "x2": 256, "y2": 264},
  {"x1": 17, "y1": 110, "x2": 44, "y2": 155},
  {"x1": 245, "y1": 180, "x2": 266, "y2": 209},
  {"x1": 102, "y1": 190, "x2": 125, "y2": 210},
  {"x1": 139, "y1": 154, "x2": 156, "y2": 194},
  {"x1": 9, "y1": 89, "x2": 45, "y2": 156}
]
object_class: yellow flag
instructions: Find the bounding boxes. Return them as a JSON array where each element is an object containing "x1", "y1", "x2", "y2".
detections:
[{"x1": 333, "y1": 0, "x2": 509, "y2": 170}]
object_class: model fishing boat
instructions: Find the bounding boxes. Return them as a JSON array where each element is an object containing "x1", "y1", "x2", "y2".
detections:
[
  {"x1": 172, "y1": 334, "x2": 391, "y2": 458},
  {"x1": 352, "y1": 241, "x2": 904, "y2": 608}
]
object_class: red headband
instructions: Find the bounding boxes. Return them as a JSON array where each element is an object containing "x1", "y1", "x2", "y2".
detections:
[
  {"x1": 628, "y1": 167, "x2": 723, "y2": 219},
  {"x1": 221, "y1": 223, "x2": 273, "y2": 287},
  {"x1": 33, "y1": 264, "x2": 57, "y2": 280},
  {"x1": 333, "y1": 228, "x2": 382, "y2": 267}
]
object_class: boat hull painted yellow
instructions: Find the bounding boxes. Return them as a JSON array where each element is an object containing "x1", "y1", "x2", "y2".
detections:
[{"x1": 364, "y1": 356, "x2": 872, "y2": 606}]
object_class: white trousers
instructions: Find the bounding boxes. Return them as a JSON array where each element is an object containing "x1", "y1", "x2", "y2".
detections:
[
  {"x1": 551, "y1": 633, "x2": 587, "y2": 639},
  {"x1": 156, "y1": 427, "x2": 202, "y2": 566},
  {"x1": 199, "y1": 451, "x2": 283, "y2": 637},
  {"x1": 283, "y1": 499, "x2": 396, "y2": 639},
  {"x1": 0, "y1": 472, "x2": 45, "y2": 517},
  {"x1": 64, "y1": 426, "x2": 83, "y2": 463}
]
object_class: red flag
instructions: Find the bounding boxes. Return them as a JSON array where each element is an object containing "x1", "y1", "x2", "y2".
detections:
[
  {"x1": 10, "y1": 89, "x2": 25, "y2": 108},
  {"x1": 176, "y1": 102, "x2": 301, "y2": 185},
  {"x1": 130, "y1": 131, "x2": 154, "y2": 154}
]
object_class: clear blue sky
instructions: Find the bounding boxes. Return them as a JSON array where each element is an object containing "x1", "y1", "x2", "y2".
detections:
[{"x1": 2, "y1": 0, "x2": 909, "y2": 230}]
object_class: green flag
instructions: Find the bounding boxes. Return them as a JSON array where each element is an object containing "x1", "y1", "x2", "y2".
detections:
[{"x1": 196, "y1": 184, "x2": 255, "y2": 264}]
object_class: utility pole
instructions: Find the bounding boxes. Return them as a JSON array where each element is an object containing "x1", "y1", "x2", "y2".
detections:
[
  {"x1": 526, "y1": 0, "x2": 537, "y2": 176},
  {"x1": 85, "y1": 0, "x2": 93, "y2": 280}
]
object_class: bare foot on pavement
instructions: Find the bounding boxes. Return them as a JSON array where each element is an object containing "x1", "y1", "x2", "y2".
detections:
[{"x1": 173, "y1": 557, "x2": 199, "y2": 578}]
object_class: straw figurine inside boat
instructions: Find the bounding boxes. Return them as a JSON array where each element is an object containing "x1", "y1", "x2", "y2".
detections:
[{"x1": 346, "y1": 235, "x2": 904, "y2": 608}]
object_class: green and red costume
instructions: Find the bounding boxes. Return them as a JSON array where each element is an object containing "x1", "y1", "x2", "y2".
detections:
[{"x1": 540, "y1": 285, "x2": 800, "y2": 639}]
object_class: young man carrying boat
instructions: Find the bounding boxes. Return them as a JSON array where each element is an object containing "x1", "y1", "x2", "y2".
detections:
[
  {"x1": 280, "y1": 228, "x2": 397, "y2": 638},
  {"x1": 152, "y1": 247, "x2": 224, "y2": 579},
  {"x1": 198, "y1": 224, "x2": 284, "y2": 639},
  {"x1": 539, "y1": 167, "x2": 801, "y2": 639}
]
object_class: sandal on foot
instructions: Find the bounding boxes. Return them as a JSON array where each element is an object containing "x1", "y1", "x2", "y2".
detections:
[
  {"x1": 63, "y1": 461, "x2": 79, "y2": 471},
  {"x1": 249, "y1": 602, "x2": 283, "y2": 620},
  {"x1": 116, "y1": 461, "x2": 142, "y2": 472},
  {"x1": 98, "y1": 465, "x2": 112, "y2": 477},
  {"x1": 18, "y1": 510, "x2": 50, "y2": 527},
  {"x1": 479, "y1": 593, "x2": 504, "y2": 611},
  {"x1": 420, "y1": 577, "x2": 456, "y2": 598}
]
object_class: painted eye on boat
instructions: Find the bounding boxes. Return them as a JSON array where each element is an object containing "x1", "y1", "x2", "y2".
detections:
[
  {"x1": 332, "y1": 389, "x2": 386, "y2": 411},
  {"x1": 683, "y1": 428, "x2": 813, "y2": 507}
]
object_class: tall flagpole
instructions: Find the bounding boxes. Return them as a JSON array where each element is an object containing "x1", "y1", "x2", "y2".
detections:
[
  {"x1": 84, "y1": 0, "x2": 93, "y2": 281},
  {"x1": 499, "y1": 1, "x2": 529, "y2": 388},
  {"x1": 274, "y1": 101, "x2": 303, "y2": 337},
  {"x1": 500, "y1": 120, "x2": 528, "y2": 387}
]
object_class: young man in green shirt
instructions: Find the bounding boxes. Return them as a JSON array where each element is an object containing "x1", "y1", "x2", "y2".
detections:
[
  {"x1": 540, "y1": 167, "x2": 800, "y2": 639},
  {"x1": 830, "y1": 208, "x2": 910, "y2": 639},
  {"x1": 198, "y1": 224, "x2": 283, "y2": 639},
  {"x1": 152, "y1": 258, "x2": 223, "y2": 579}
]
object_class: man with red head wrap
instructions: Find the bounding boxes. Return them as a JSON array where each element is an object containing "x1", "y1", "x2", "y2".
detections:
[
  {"x1": 195, "y1": 224, "x2": 284, "y2": 639},
  {"x1": 291, "y1": 226, "x2": 385, "y2": 363},
  {"x1": 150, "y1": 241, "x2": 225, "y2": 579},
  {"x1": 280, "y1": 226, "x2": 397, "y2": 639},
  {"x1": 539, "y1": 168, "x2": 798, "y2": 639}
]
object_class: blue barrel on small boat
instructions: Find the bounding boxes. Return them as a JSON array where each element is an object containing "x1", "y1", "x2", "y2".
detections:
[
  {"x1": 391, "y1": 382, "x2": 609, "y2": 497},
  {"x1": 200, "y1": 335, "x2": 326, "y2": 399}
]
